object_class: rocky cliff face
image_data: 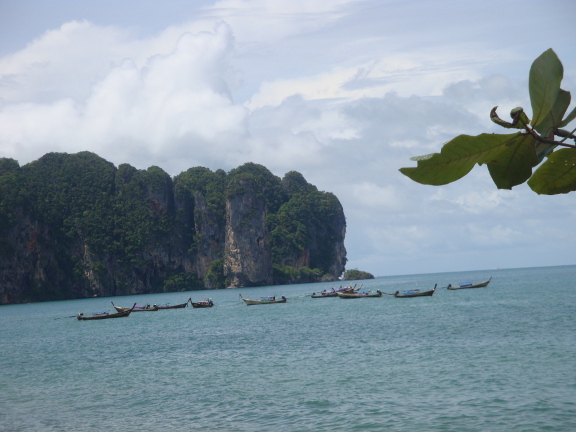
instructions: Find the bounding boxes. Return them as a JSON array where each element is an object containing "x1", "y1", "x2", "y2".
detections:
[
  {"x1": 190, "y1": 190, "x2": 225, "y2": 280},
  {"x1": 224, "y1": 178, "x2": 273, "y2": 288},
  {"x1": 0, "y1": 213, "x2": 62, "y2": 304},
  {"x1": 0, "y1": 153, "x2": 347, "y2": 304}
]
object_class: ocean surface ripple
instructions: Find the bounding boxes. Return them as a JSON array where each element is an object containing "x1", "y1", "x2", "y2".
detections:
[{"x1": 1, "y1": 265, "x2": 575, "y2": 431}]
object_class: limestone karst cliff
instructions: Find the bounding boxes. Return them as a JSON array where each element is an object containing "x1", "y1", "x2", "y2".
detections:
[{"x1": 0, "y1": 152, "x2": 347, "y2": 304}]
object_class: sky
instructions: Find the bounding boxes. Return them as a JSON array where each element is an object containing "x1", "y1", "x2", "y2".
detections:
[{"x1": 1, "y1": 0, "x2": 575, "y2": 277}]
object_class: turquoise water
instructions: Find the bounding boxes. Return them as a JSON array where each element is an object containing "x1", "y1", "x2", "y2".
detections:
[{"x1": 1, "y1": 266, "x2": 575, "y2": 431}]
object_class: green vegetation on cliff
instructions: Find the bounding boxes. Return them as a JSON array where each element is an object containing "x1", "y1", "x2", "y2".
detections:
[
  {"x1": 227, "y1": 162, "x2": 288, "y2": 214},
  {"x1": 343, "y1": 269, "x2": 375, "y2": 280},
  {"x1": 0, "y1": 152, "x2": 347, "y2": 304}
]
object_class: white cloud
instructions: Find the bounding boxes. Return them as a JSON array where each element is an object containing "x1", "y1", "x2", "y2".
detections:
[
  {"x1": 352, "y1": 182, "x2": 403, "y2": 211},
  {"x1": 0, "y1": 21, "x2": 249, "y2": 170},
  {"x1": 245, "y1": 54, "x2": 488, "y2": 110},
  {"x1": 430, "y1": 189, "x2": 507, "y2": 215},
  {"x1": 0, "y1": 21, "x2": 132, "y2": 104},
  {"x1": 203, "y1": 0, "x2": 359, "y2": 43},
  {"x1": 466, "y1": 223, "x2": 525, "y2": 247}
]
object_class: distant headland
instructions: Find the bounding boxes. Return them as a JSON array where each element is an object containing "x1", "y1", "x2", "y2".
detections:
[
  {"x1": 342, "y1": 269, "x2": 374, "y2": 280},
  {"x1": 0, "y1": 152, "x2": 347, "y2": 304}
]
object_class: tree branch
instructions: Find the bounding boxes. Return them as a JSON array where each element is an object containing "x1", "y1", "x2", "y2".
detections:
[
  {"x1": 491, "y1": 107, "x2": 576, "y2": 149},
  {"x1": 526, "y1": 126, "x2": 576, "y2": 149}
]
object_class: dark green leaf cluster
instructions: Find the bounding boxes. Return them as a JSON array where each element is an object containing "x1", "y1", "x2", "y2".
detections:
[{"x1": 400, "y1": 49, "x2": 576, "y2": 194}]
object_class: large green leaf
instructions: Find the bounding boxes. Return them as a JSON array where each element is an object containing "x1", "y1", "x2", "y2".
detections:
[
  {"x1": 532, "y1": 89, "x2": 570, "y2": 162},
  {"x1": 528, "y1": 148, "x2": 576, "y2": 194},
  {"x1": 486, "y1": 134, "x2": 538, "y2": 189},
  {"x1": 534, "y1": 89, "x2": 571, "y2": 135},
  {"x1": 399, "y1": 132, "x2": 524, "y2": 186},
  {"x1": 560, "y1": 105, "x2": 576, "y2": 128},
  {"x1": 529, "y1": 49, "x2": 563, "y2": 128}
]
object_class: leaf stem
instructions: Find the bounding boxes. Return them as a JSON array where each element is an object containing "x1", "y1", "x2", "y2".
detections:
[
  {"x1": 557, "y1": 126, "x2": 576, "y2": 144},
  {"x1": 524, "y1": 125, "x2": 576, "y2": 149}
]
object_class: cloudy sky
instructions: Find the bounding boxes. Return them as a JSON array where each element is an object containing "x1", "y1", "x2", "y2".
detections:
[{"x1": 1, "y1": 0, "x2": 575, "y2": 277}]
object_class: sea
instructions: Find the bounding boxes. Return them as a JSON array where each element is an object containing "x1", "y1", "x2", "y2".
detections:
[{"x1": 1, "y1": 265, "x2": 575, "y2": 432}]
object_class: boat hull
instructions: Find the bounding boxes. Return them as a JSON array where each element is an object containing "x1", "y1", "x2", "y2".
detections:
[
  {"x1": 77, "y1": 311, "x2": 131, "y2": 320},
  {"x1": 191, "y1": 302, "x2": 214, "y2": 308},
  {"x1": 112, "y1": 302, "x2": 158, "y2": 312},
  {"x1": 394, "y1": 290, "x2": 434, "y2": 298},
  {"x1": 156, "y1": 303, "x2": 188, "y2": 309},
  {"x1": 337, "y1": 290, "x2": 382, "y2": 299},
  {"x1": 447, "y1": 277, "x2": 492, "y2": 290},
  {"x1": 311, "y1": 286, "x2": 360, "y2": 298},
  {"x1": 240, "y1": 294, "x2": 287, "y2": 305},
  {"x1": 394, "y1": 285, "x2": 436, "y2": 298}
]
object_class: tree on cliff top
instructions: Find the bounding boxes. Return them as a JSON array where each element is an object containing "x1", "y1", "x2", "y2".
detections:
[
  {"x1": 114, "y1": 163, "x2": 176, "y2": 262},
  {"x1": 227, "y1": 162, "x2": 288, "y2": 213},
  {"x1": 22, "y1": 152, "x2": 117, "y2": 254},
  {"x1": 0, "y1": 158, "x2": 24, "y2": 231},
  {"x1": 174, "y1": 166, "x2": 227, "y2": 224}
]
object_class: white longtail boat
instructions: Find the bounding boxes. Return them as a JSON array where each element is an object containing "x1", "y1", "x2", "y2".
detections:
[{"x1": 239, "y1": 294, "x2": 287, "y2": 305}]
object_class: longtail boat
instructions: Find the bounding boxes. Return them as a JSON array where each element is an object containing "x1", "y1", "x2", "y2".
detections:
[
  {"x1": 447, "y1": 277, "x2": 492, "y2": 290},
  {"x1": 155, "y1": 300, "x2": 189, "y2": 309},
  {"x1": 337, "y1": 289, "x2": 382, "y2": 299},
  {"x1": 311, "y1": 284, "x2": 361, "y2": 298},
  {"x1": 393, "y1": 285, "x2": 436, "y2": 298},
  {"x1": 112, "y1": 302, "x2": 158, "y2": 312},
  {"x1": 77, "y1": 304, "x2": 136, "y2": 320},
  {"x1": 190, "y1": 298, "x2": 214, "y2": 308},
  {"x1": 239, "y1": 294, "x2": 287, "y2": 305}
]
